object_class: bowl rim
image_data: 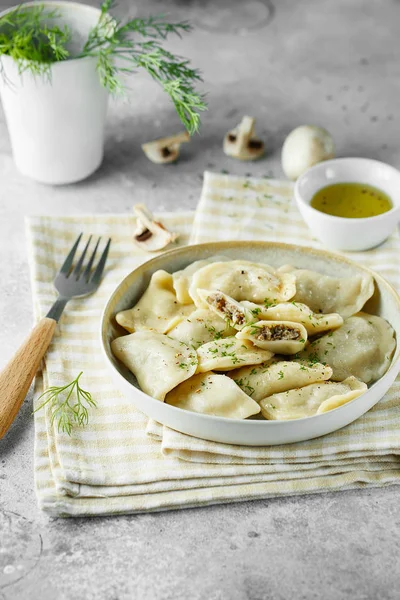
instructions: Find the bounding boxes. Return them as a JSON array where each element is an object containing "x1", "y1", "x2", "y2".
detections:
[
  {"x1": 295, "y1": 157, "x2": 400, "y2": 224},
  {"x1": 100, "y1": 240, "x2": 400, "y2": 426}
]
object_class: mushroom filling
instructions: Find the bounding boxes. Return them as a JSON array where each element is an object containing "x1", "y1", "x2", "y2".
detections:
[
  {"x1": 256, "y1": 324, "x2": 301, "y2": 342},
  {"x1": 208, "y1": 293, "x2": 245, "y2": 326}
]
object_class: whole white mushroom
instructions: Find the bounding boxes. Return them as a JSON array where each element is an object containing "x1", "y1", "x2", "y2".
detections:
[{"x1": 281, "y1": 125, "x2": 335, "y2": 180}]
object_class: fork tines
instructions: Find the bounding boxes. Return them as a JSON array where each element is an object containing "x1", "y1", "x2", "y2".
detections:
[{"x1": 60, "y1": 234, "x2": 111, "y2": 282}]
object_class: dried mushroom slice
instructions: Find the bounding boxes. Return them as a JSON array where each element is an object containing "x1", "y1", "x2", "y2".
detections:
[
  {"x1": 133, "y1": 204, "x2": 178, "y2": 252},
  {"x1": 223, "y1": 116, "x2": 265, "y2": 160},
  {"x1": 142, "y1": 131, "x2": 190, "y2": 164}
]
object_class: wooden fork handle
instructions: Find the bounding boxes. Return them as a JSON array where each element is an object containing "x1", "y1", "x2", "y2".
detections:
[{"x1": 0, "y1": 317, "x2": 57, "y2": 439}]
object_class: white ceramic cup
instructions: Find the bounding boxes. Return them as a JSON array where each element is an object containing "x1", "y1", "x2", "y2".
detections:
[
  {"x1": 294, "y1": 157, "x2": 400, "y2": 251},
  {"x1": 0, "y1": 1, "x2": 109, "y2": 185}
]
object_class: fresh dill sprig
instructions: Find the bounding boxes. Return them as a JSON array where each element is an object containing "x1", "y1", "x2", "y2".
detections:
[
  {"x1": 81, "y1": 0, "x2": 207, "y2": 133},
  {"x1": 0, "y1": 0, "x2": 207, "y2": 134},
  {"x1": 0, "y1": 4, "x2": 70, "y2": 78},
  {"x1": 33, "y1": 372, "x2": 97, "y2": 436}
]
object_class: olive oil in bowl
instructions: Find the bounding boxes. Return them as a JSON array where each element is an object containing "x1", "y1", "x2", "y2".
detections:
[{"x1": 311, "y1": 183, "x2": 393, "y2": 218}]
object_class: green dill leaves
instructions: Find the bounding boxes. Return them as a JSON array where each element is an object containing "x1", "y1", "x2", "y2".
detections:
[
  {"x1": 78, "y1": 1, "x2": 208, "y2": 133},
  {"x1": 0, "y1": 5, "x2": 70, "y2": 78},
  {"x1": 263, "y1": 298, "x2": 277, "y2": 308},
  {"x1": 233, "y1": 378, "x2": 255, "y2": 397},
  {"x1": 206, "y1": 341, "x2": 244, "y2": 365},
  {"x1": 33, "y1": 372, "x2": 96, "y2": 436},
  {"x1": 0, "y1": 0, "x2": 207, "y2": 134},
  {"x1": 204, "y1": 323, "x2": 224, "y2": 340}
]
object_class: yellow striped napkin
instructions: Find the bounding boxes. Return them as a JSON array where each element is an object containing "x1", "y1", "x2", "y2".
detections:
[{"x1": 27, "y1": 172, "x2": 400, "y2": 517}]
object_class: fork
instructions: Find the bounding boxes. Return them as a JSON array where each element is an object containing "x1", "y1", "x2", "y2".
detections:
[{"x1": 0, "y1": 234, "x2": 111, "y2": 439}]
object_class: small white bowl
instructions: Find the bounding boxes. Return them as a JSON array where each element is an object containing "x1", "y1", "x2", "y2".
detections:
[{"x1": 294, "y1": 157, "x2": 400, "y2": 251}]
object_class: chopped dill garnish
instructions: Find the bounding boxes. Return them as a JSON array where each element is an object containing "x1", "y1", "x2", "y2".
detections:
[{"x1": 233, "y1": 378, "x2": 255, "y2": 396}]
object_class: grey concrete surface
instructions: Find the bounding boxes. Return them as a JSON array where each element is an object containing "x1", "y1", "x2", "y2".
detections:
[{"x1": 0, "y1": 0, "x2": 400, "y2": 598}]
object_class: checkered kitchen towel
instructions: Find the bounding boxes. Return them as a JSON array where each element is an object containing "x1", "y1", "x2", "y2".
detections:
[{"x1": 27, "y1": 172, "x2": 400, "y2": 517}]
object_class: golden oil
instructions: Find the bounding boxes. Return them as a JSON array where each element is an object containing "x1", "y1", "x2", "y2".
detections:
[{"x1": 311, "y1": 182, "x2": 392, "y2": 218}]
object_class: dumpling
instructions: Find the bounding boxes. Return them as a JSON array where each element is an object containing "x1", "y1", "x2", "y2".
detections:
[
  {"x1": 115, "y1": 270, "x2": 193, "y2": 334},
  {"x1": 196, "y1": 337, "x2": 274, "y2": 373},
  {"x1": 168, "y1": 309, "x2": 235, "y2": 349},
  {"x1": 241, "y1": 301, "x2": 343, "y2": 335},
  {"x1": 197, "y1": 289, "x2": 255, "y2": 330},
  {"x1": 278, "y1": 265, "x2": 374, "y2": 319},
  {"x1": 190, "y1": 260, "x2": 296, "y2": 307},
  {"x1": 111, "y1": 332, "x2": 198, "y2": 400},
  {"x1": 236, "y1": 321, "x2": 308, "y2": 354},
  {"x1": 229, "y1": 359, "x2": 332, "y2": 401},
  {"x1": 165, "y1": 372, "x2": 261, "y2": 419},
  {"x1": 298, "y1": 312, "x2": 396, "y2": 384},
  {"x1": 172, "y1": 256, "x2": 228, "y2": 304},
  {"x1": 259, "y1": 376, "x2": 367, "y2": 420}
]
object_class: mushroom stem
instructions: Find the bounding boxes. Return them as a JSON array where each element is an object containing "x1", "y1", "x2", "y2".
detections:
[
  {"x1": 236, "y1": 116, "x2": 256, "y2": 152},
  {"x1": 223, "y1": 116, "x2": 265, "y2": 161}
]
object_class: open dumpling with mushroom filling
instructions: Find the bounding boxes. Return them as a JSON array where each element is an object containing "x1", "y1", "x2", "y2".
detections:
[
  {"x1": 278, "y1": 265, "x2": 374, "y2": 319},
  {"x1": 168, "y1": 308, "x2": 235, "y2": 349},
  {"x1": 111, "y1": 331, "x2": 198, "y2": 401},
  {"x1": 236, "y1": 321, "x2": 307, "y2": 354},
  {"x1": 115, "y1": 270, "x2": 193, "y2": 334},
  {"x1": 241, "y1": 301, "x2": 343, "y2": 335},
  {"x1": 190, "y1": 260, "x2": 296, "y2": 307},
  {"x1": 229, "y1": 358, "x2": 332, "y2": 401},
  {"x1": 165, "y1": 372, "x2": 260, "y2": 419},
  {"x1": 196, "y1": 337, "x2": 273, "y2": 373},
  {"x1": 259, "y1": 376, "x2": 367, "y2": 420},
  {"x1": 298, "y1": 312, "x2": 396, "y2": 384},
  {"x1": 197, "y1": 289, "x2": 254, "y2": 330},
  {"x1": 172, "y1": 256, "x2": 228, "y2": 304}
]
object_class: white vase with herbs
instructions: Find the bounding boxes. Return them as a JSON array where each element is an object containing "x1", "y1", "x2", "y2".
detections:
[{"x1": 0, "y1": 0, "x2": 206, "y2": 185}]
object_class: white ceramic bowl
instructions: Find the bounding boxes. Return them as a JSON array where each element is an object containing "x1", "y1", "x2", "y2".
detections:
[
  {"x1": 101, "y1": 241, "x2": 400, "y2": 446},
  {"x1": 294, "y1": 157, "x2": 400, "y2": 251}
]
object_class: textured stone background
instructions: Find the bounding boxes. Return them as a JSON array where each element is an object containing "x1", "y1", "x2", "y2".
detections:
[{"x1": 0, "y1": 0, "x2": 400, "y2": 598}]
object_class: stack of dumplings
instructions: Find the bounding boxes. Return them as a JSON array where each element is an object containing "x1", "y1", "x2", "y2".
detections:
[{"x1": 111, "y1": 257, "x2": 396, "y2": 421}]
